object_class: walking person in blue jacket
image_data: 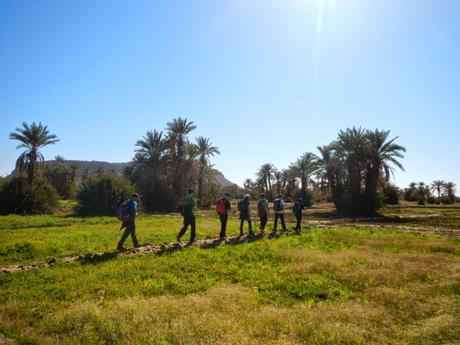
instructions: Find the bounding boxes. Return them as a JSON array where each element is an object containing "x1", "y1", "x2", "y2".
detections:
[
  {"x1": 117, "y1": 193, "x2": 141, "y2": 250},
  {"x1": 273, "y1": 194, "x2": 287, "y2": 232},
  {"x1": 293, "y1": 197, "x2": 306, "y2": 232}
]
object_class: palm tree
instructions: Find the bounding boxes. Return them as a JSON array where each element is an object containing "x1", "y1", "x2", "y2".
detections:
[
  {"x1": 316, "y1": 144, "x2": 337, "y2": 197},
  {"x1": 195, "y1": 136, "x2": 220, "y2": 203},
  {"x1": 55, "y1": 155, "x2": 65, "y2": 163},
  {"x1": 444, "y1": 182, "x2": 456, "y2": 203},
  {"x1": 289, "y1": 152, "x2": 319, "y2": 199},
  {"x1": 284, "y1": 167, "x2": 299, "y2": 199},
  {"x1": 280, "y1": 169, "x2": 290, "y2": 196},
  {"x1": 335, "y1": 127, "x2": 368, "y2": 195},
  {"x1": 9, "y1": 122, "x2": 59, "y2": 184},
  {"x1": 256, "y1": 163, "x2": 275, "y2": 196},
  {"x1": 417, "y1": 182, "x2": 430, "y2": 205},
  {"x1": 431, "y1": 180, "x2": 445, "y2": 202},
  {"x1": 165, "y1": 117, "x2": 197, "y2": 194},
  {"x1": 273, "y1": 169, "x2": 282, "y2": 196},
  {"x1": 365, "y1": 129, "x2": 406, "y2": 209},
  {"x1": 135, "y1": 130, "x2": 168, "y2": 164}
]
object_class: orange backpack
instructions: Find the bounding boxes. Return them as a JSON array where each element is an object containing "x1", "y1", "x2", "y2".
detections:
[{"x1": 216, "y1": 198, "x2": 226, "y2": 215}]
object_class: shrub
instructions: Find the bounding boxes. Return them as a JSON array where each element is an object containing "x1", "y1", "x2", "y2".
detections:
[
  {"x1": 298, "y1": 189, "x2": 314, "y2": 207},
  {"x1": 426, "y1": 196, "x2": 436, "y2": 205},
  {"x1": 44, "y1": 163, "x2": 76, "y2": 198},
  {"x1": 383, "y1": 184, "x2": 400, "y2": 205},
  {"x1": 0, "y1": 175, "x2": 58, "y2": 215},
  {"x1": 441, "y1": 196, "x2": 455, "y2": 205},
  {"x1": 76, "y1": 173, "x2": 135, "y2": 216}
]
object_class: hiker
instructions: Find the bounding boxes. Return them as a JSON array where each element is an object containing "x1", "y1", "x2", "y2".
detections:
[
  {"x1": 117, "y1": 193, "x2": 140, "y2": 250},
  {"x1": 238, "y1": 194, "x2": 253, "y2": 236},
  {"x1": 216, "y1": 193, "x2": 231, "y2": 239},
  {"x1": 273, "y1": 194, "x2": 287, "y2": 232},
  {"x1": 293, "y1": 197, "x2": 306, "y2": 232},
  {"x1": 177, "y1": 188, "x2": 197, "y2": 243},
  {"x1": 257, "y1": 193, "x2": 269, "y2": 231}
]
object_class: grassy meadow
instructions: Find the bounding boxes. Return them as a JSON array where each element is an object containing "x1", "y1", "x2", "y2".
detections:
[{"x1": 1, "y1": 203, "x2": 460, "y2": 344}]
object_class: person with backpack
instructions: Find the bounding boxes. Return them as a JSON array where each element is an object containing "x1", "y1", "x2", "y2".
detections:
[
  {"x1": 177, "y1": 189, "x2": 197, "y2": 243},
  {"x1": 117, "y1": 193, "x2": 140, "y2": 251},
  {"x1": 257, "y1": 193, "x2": 269, "y2": 231},
  {"x1": 216, "y1": 193, "x2": 231, "y2": 239},
  {"x1": 292, "y1": 197, "x2": 306, "y2": 232},
  {"x1": 273, "y1": 194, "x2": 287, "y2": 232},
  {"x1": 238, "y1": 194, "x2": 253, "y2": 236}
]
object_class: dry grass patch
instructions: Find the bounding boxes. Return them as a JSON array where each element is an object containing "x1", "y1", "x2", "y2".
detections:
[{"x1": 22, "y1": 284, "x2": 457, "y2": 345}]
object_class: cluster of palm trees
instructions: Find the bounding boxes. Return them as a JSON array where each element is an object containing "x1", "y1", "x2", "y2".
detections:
[
  {"x1": 124, "y1": 117, "x2": 220, "y2": 211},
  {"x1": 244, "y1": 152, "x2": 319, "y2": 205},
  {"x1": 245, "y1": 127, "x2": 407, "y2": 215},
  {"x1": 404, "y1": 181, "x2": 457, "y2": 205},
  {"x1": 8, "y1": 121, "x2": 457, "y2": 216}
]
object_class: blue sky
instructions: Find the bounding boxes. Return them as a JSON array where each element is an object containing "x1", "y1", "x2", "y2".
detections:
[{"x1": 1, "y1": 0, "x2": 459, "y2": 188}]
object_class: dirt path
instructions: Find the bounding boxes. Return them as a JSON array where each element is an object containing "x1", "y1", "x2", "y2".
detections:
[
  {"x1": 1, "y1": 223, "x2": 459, "y2": 274},
  {"x1": 0, "y1": 333, "x2": 15, "y2": 345},
  {"x1": 0, "y1": 230, "x2": 300, "y2": 273}
]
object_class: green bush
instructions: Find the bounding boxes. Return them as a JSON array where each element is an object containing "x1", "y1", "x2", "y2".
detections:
[
  {"x1": 441, "y1": 196, "x2": 455, "y2": 205},
  {"x1": 426, "y1": 196, "x2": 436, "y2": 205},
  {"x1": 0, "y1": 175, "x2": 58, "y2": 215},
  {"x1": 383, "y1": 184, "x2": 400, "y2": 205},
  {"x1": 76, "y1": 173, "x2": 135, "y2": 216},
  {"x1": 296, "y1": 189, "x2": 314, "y2": 207},
  {"x1": 44, "y1": 164, "x2": 76, "y2": 198}
]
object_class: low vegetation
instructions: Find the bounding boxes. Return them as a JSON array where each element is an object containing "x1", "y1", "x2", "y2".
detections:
[
  {"x1": 76, "y1": 173, "x2": 135, "y2": 216},
  {"x1": 0, "y1": 176, "x2": 58, "y2": 215},
  {"x1": 0, "y1": 204, "x2": 460, "y2": 344}
]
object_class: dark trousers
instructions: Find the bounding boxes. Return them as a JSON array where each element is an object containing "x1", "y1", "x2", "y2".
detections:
[
  {"x1": 118, "y1": 220, "x2": 139, "y2": 248},
  {"x1": 178, "y1": 215, "x2": 196, "y2": 242},
  {"x1": 219, "y1": 214, "x2": 228, "y2": 237},
  {"x1": 239, "y1": 217, "x2": 252, "y2": 234},
  {"x1": 259, "y1": 215, "x2": 268, "y2": 230},
  {"x1": 295, "y1": 213, "x2": 302, "y2": 231},
  {"x1": 274, "y1": 213, "x2": 286, "y2": 231}
]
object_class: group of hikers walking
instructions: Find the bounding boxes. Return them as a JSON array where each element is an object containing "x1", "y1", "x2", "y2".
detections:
[{"x1": 116, "y1": 190, "x2": 307, "y2": 250}]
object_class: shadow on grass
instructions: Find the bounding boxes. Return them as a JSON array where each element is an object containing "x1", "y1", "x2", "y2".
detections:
[{"x1": 79, "y1": 230, "x2": 301, "y2": 265}]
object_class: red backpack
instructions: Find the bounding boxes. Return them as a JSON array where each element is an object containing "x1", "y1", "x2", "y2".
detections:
[{"x1": 216, "y1": 198, "x2": 226, "y2": 215}]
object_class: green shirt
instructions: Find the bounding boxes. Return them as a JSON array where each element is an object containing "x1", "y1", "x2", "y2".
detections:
[
  {"x1": 183, "y1": 194, "x2": 196, "y2": 216},
  {"x1": 257, "y1": 198, "x2": 269, "y2": 211}
]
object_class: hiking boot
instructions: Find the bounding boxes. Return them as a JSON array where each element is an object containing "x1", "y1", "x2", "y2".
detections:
[{"x1": 117, "y1": 246, "x2": 126, "y2": 251}]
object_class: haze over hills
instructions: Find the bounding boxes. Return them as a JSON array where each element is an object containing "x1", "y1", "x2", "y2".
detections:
[{"x1": 38, "y1": 160, "x2": 237, "y2": 187}]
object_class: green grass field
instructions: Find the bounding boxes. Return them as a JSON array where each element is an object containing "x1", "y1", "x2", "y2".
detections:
[{"x1": 1, "y1": 204, "x2": 460, "y2": 344}]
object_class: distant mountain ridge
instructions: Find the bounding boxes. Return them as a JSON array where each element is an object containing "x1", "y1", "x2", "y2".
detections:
[{"x1": 41, "y1": 160, "x2": 236, "y2": 187}]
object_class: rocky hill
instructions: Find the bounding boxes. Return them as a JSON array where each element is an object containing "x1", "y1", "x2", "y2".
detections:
[{"x1": 41, "y1": 160, "x2": 236, "y2": 187}]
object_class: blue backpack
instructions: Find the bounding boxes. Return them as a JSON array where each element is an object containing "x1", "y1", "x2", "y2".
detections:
[
  {"x1": 274, "y1": 199, "x2": 283, "y2": 211},
  {"x1": 293, "y1": 201, "x2": 301, "y2": 214},
  {"x1": 117, "y1": 200, "x2": 130, "y2": 221}
]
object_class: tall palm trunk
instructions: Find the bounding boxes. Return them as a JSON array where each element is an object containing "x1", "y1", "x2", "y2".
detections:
[
  {"x1": 365, "y1": 162, "x2": 380, "y2": 214},
  {"x1": 27, "y1": 149, "x2": 38, "y2": 185},
  {"x1": 301, "y1": 175, "x2": 307, "y2": 199},
  {"x1": 198, "y1": 158, "x2": 205, "y2": 204}
]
